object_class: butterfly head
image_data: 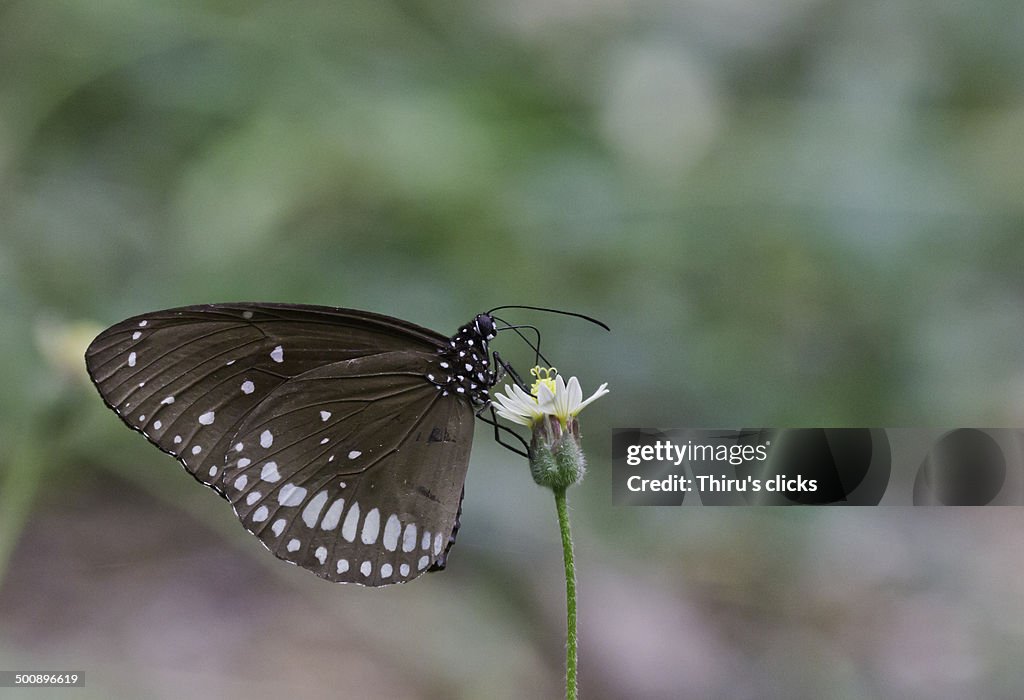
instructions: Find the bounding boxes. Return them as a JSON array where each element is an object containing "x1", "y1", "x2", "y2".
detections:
[{"x1": 473, "y1": 313, "x2": 497, "y2": 340}]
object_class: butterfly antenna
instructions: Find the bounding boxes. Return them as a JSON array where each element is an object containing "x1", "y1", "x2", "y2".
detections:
[
  {"x1": 486, "y1": 305, "x2": 610, "y2": 332},
  {"x1": 491, "y1": 317, "x2": 551, "y2": 367}
]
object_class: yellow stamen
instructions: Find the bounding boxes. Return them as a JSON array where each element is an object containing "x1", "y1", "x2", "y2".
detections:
[{"x1": 530, "y1": 366, "x2": 557, "y2": 398}]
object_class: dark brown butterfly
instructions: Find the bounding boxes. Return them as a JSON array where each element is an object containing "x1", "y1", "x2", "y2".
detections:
[{"x1": 85, "y1": 303, "x2": 503, "y2": 586}]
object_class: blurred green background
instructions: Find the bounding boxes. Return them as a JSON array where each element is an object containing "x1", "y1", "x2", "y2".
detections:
[{"x1": 3, "y1": 0, "x2": 1024, "y2": 698}]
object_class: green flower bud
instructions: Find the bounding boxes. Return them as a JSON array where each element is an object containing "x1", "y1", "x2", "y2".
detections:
[{"x1": 529, "y1": 415, "x2": 587, "y2": 490}]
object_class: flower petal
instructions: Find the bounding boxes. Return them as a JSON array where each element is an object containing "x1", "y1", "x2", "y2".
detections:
[
  {"x1": 493, "y1": 382, "x2": 548, "y2": 426},
  {"x1": 574, "y1": 382, "x2": 609, "y2": 414},
  {"x1": 493, "y1": 404, "x2": 531, "y2": 426},
  {"x1": 535, "y1": 381, "x2": 555, "y2": 408},
  {"x1": 512, "y1": 383, "x2": 538, "y2": 404},
  {"x1": 552, "y1": 375, "x2": 573, "y2": 421},
  {"x1": 566, "y1": 376, "x2": 583, "y2": 412},
  {"x1": 494, "y1": 391, "x2": 532, "y2": 417}
]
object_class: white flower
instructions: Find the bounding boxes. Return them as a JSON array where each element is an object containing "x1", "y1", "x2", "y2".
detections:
[
  {"x1": 492, "y1": 367, "x2": 609, "y2": 428},
  {"x1": 493, "y1": 382, "x2": 548, "y2": 426},
  {"x1": 536, "y1": 375, "x2": 610, "y2": 427}
]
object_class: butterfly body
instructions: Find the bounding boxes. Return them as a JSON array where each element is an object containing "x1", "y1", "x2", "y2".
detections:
[{"x1": 85, "y1": 303, "x2": 498, "y2": 586}]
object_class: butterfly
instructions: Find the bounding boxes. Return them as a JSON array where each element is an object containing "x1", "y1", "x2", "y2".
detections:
[{"x1": 85, "y1": 302, "x2": 527, "y2": 586}]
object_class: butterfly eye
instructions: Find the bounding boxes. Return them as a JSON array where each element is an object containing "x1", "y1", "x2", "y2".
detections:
[{"x1": 475, "y1": 313, "x2": 497, "y2": 340}]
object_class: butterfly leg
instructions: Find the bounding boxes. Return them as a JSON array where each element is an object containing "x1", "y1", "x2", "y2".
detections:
[
  {"x1": 492, "y1": 351, "x2": 528, "y2": 392},
  {"x1": 476, "y1": 404, "x2": 531, "y2": 458}
]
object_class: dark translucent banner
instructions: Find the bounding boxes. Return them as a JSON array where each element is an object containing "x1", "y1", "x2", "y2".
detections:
[{"x1": 612, "y1": 429, "x2": 1024, "y2": 505}]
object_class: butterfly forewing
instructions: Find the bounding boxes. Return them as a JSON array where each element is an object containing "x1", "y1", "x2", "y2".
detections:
[
  {"x1": 222, "y1": 351, "x2": 473, "y2": 585},
  {"x1": 84, "y1": 303, "x2": 446, "y2": 487}
]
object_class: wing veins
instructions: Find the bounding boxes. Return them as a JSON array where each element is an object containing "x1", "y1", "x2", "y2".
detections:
[
  {"x1": 95, "y1": 323, "x2": 265, "y2": 386},
  {"x1": 343, "y1": 389, "x2": 446, "y2": 476},
  {"x1": 115, "y1": 336, "x2": 266, "y2": 408},
  {"x1": 252, "y1": 383, "x2": 428, "y2": 464}
]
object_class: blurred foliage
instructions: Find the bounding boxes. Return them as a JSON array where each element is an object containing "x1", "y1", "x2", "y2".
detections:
[{"x1": 2, "y1": 0, "x2": 1024, "y2": 697}]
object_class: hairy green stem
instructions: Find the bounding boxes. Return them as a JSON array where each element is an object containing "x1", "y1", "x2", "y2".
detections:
[{"x1": 554, "y1": 486, "x2": 577, "y2": 700}]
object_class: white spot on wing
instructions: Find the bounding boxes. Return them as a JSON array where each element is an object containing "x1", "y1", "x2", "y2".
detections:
[
  {"x1": 320, "y1": 437, "x2": 329, "y2": 445},
  {"x1": 234, "y1": 475, "x2": 248, "y2": 490},
  {"x1": 433, "y1": 532, "x2": 444, "y2": 556},
  {"x1": 260, "y1": 462, "x2": 279, "y2": 482},
  {"x1": 320, "y1": 410, "x2": 331, "y2": 421},
  {"x1": 246, "y1": 491, "x2": 261, "y2": 506},
  {"x1": 287, "y1": 538, "x2": 300, "y2": 552},
  {"x1": 132, "y1": 331, "x2": 142, "y2": 340},
  {"x1": 161, "y1": 396, "x2": 175, "y2": 405},
  {"x1": 383, "y1": 514, "x2": 402, "y2": 552},
  {"x1": 360, "y1": 561, "x2": 372, "y2": 577},
  {"x1": 198, "y1": 411, "x2": 215, "y2": 425},
  {"x1": 270, "y1": 345, "x2": 284, "y2": 363},
  {"x1": 336, "y1": 559, "x2": 349, "y2": 574},
  {"x1": 252, "y1": 505, "x2": 268, "y2": 522},
  {"x1": 302, "y1": 491, "x2": 330, "y2": 528},
  {"x1": 321, "y1": 499, "x2": 345, "y2": 530},
  {"x1": 127, "y1": 352, "x2": 137, "y2": 367},
  {"x1": 380, "y1": 563, "x2": 393, "y2": 578},
  {"x1": 241, "y1": 380, "x2": 255, "y2": 394},
  {"x1": 191, "y1": 445, "x2": 202, "y2": 455},
  {"x1": 238, "y1": 458, "x2": 251, "y2": 468},
  {"x1": 315, "y1": 546, "x2": 327, "y2": 564},
  {"x1": 208, "y1": 466, "x2": 218, "y2": 477},
  {"x1": 402, "y1": 524, "x2": 417, "y2": 553},
  {"x1": 173, "y1": 435, "x2": 182, "y2": 444},
  {"x1": 417, "y1": 555, "x2": 430, "y2": 571},
  {"x1": 234, "y1": 442, "x2": 243, "y2": 452},
  {"x1": 272, "y1": 519, "x2": 286, "y2": 536},
  {"x1": 278, "y1": 483, "x2": 307, "y2": 507},
  {"x1": 348, "y1": 450, "x2": 361, "y2": 460},
  {"x1": 341, "y1": 502, "x2": 360, "y2": 542},
  {"x1": 400, "y1": 563, "x2": 410, "y2": 577},
  {"x1": 154, "y1": 420, "x2": 162, "y2": 430},
  {"x1": 260, "y1": 430, "x2": 273, "y2": 448},
  {"x1": 361, "y1": 508, "x2": 380, "y2": 545},
  {"x1": 421, "y1": 531, "x2": 431, "y2": 550},
  {"x1": 242, "y1": 310, "x2": 253, "y2": 319}
]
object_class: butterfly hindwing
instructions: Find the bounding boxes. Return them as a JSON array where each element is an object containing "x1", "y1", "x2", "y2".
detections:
[
  {"x1": 84, "y1": 303, "x2": 446, "y2": 488},
  {"x1": 222, "y1": 351, "x2": 474, "y2": 585}
]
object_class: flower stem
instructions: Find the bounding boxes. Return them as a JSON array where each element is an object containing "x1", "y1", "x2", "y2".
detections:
[{"x1": 554, "y1": 486, "x2": 577, "y2": 700}]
